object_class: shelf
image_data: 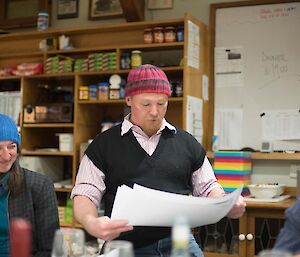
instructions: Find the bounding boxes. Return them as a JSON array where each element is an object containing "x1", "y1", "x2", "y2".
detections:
[
  {"x1": 21, "y1": 150, "x2": 74, "y2": 156},
  {"x1": 55, "y1": 188, "x2": 72, "y2": 193},
  {"x1": 78, "y1": 97, "x2": 183, "y2": 105},
  {"x1": 0, "y1": 76, "x2": 21, "y2": 81},
  {"x1": 28, "y1": 73, "x2": 75, "y2": 79},
  {"x1": 45, "y1": 42, "x2": 184, "y2": 56},
  {"x1": 120, "y1": 42, "x2": 184, "y2": 51},
  {"x1": 206, "y1": 151, "x2": 300, "y2": 161},
  {"x1": 0, "y1": 51, "x2": 44, "y2": 59},
  {"x1": 251, "y1": 152, "x2": 300, "y2": 160},
  {"x1": 22, "y1": 123, "x2": 74, "y2": 128}
]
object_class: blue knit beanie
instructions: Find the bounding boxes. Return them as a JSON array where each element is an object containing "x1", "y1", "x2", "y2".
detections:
[{"x1": 0, "y1": 114, "x2": 20, "y2": 146}]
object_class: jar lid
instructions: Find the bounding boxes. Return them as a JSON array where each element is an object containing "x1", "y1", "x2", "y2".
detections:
[
  {"x1": 144, "y1": 28, "x2": 152, "y2": 31},
  {"x1": 131, "y1": 50, "x2": 141, "y2": 54},
  {"x1": 153, "y1": 27, "x2": 163, "y2": 30},
  {"x1": 38, "y1": 12, "x2": 49, "y2": 16},
  {"x1": 165, "y1": 26, "x2": 175, "y2": 30}
]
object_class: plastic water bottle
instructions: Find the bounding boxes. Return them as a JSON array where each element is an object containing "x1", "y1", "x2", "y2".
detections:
[{"x1": 171, "y1": 216, "x2": 190, "y2": 257}]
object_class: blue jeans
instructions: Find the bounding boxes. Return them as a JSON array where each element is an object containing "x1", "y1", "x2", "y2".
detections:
[{"x1": 134, "y1": 234, "x2": 204, "y2": 257}]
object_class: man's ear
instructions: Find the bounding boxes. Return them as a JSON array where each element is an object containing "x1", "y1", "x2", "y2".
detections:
[{"x1": 126, "y1": 96, "x2": 131, "y2": 106}]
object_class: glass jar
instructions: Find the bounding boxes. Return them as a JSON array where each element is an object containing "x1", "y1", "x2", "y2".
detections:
[
  {"x1": 131, "y1": 50, "x2": 142, "y2": 68},
  {"x1": 144, "y1": 28, "x2": 153, "y2": 44},
  {"x1": 153, "y1": 27, "x2": 164, "y2": 43},
  {"x1": 164, "y1": 26, "x2": 176, "y2": 43},
  {"x1": 79, "y1": 86, "x2": 89, "y2": 100},
  {"x1": 37, "y1": 12, "x2": 49, "y2": 31}
]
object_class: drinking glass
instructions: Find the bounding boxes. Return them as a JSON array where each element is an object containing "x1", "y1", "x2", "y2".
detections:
[
  {"x1": 51, "y1": 228, "x2": 85, "y2": 257},
  {"x1": 51, "y1": 229, "x2": 67, "y2": 257},
  {"x1": 104, "y1": 240, "x2": 134, "y2": 257}
]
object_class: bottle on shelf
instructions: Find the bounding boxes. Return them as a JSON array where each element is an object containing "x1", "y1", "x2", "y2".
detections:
[{"x1": 171, "y1": 216, "x2": 190, "y2": 257}]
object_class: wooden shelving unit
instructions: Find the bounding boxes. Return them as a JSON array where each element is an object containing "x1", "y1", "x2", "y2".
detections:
[{"x1": 0, "y1": 13, "x2": 210, "y2": 227}]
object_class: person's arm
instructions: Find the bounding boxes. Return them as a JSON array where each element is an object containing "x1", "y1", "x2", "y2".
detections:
[
  {"x1": 273, "y1": 199, "x2": 300, "y2": 254},
  {"x1": 192, "y1": 156, "x2": 246, "y2": 219},
  {"x1": 71, "y1": 155, "x2": 133, "y2": 241},
  {"x1": 73, "y1": 195, "x2": 133, "y2": 241}
]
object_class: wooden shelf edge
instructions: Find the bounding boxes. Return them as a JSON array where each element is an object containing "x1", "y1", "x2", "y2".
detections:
[
  {"x1": 78, "y1": 97, "x2": 183, "y2": 105},
  {"x1": 23, "y1": 123, "x2": 74, "y2": 128},
  {"x1": 21, "y1": 150, "x2": 75, "y2": 156}
]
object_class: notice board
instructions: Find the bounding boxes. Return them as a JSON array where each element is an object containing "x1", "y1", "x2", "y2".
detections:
[{"x1": 211, "y1": 0, "x2": 300, "y2": 151}]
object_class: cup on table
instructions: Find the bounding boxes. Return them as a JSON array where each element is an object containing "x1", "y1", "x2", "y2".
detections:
[
  {"x1": 104, "y1": 240, "x2": 134, "y2": 257},
  {"x1": 258, "y1": 249, "x2": 292, "y2": 257},
  {"x1": 51, "y1": 228, "x2": 85, "y2": 257}
]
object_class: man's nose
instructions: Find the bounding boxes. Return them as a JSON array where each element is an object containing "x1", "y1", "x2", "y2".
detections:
[{"x1": 149, "y1": 105, "x2": 158, "y2": 116}]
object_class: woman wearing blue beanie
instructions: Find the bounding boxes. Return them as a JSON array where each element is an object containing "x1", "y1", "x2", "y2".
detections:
[{"x1": 0, "y1": 113, "x2": 59, "y2": 257}]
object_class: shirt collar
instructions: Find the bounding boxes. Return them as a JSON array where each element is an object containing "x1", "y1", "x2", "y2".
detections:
[{"x1": 121, "y1": 114, "x2": 176, "y2": 136}]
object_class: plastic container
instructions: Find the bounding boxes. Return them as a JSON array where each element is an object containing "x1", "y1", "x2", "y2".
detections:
[
  {"x1": 98, "y1": 82, "x2": 109, "y2": 100},
  {"x1": 89, "y1": 85, "x2": 98, "y2": 100},
  {"x1": 56, "y1": 133, "x2": 73, "y2": 152},
  {"x1": 176, "y1": 25, "x2": 184, "y2": 42},
  {"x1": 37, "y1": 12, "x2": 49, "y2": 31},
  {"x1": 120, "y1": 52, "x2": 131, "y2": 69}
]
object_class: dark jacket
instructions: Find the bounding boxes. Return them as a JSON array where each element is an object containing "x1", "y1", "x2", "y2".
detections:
[
  {"x1": 274, "y1": 198, "x2": 300, "y2": 254},
  {"x1": 9, "y1": 168, "x2": 59, "y2": 257}
]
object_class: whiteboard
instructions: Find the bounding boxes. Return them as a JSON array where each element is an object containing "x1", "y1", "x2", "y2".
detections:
[{"x1": 214, "y1": 1, "x2": 300, "y2": 150}]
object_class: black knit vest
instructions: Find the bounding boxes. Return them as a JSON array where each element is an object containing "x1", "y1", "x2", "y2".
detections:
[{"x1": 86, "y1": 124, "x2": 206, "y2": 248}]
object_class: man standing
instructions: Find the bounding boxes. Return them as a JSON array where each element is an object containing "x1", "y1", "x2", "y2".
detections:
[{"x1": 71, "y1": 64, "x2": 246, "y2": 257}]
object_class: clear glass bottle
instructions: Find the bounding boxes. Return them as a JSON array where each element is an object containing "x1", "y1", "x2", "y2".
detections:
[{"x1": 171, "y1": 216, "x2": 190, "y2": 257}]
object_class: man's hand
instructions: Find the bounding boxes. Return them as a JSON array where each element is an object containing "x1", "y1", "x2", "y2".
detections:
[
  {"x1": 226, "y1": 195, "x2": 246, "y2": 219},
  {"x1": 84, "y1": 215, "x2": 133, "y2": 241},
  {"x1": 73, "y1": 196, "x2": 133, "y2": 241}
]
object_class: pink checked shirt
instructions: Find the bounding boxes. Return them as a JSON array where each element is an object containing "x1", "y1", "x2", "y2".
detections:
[{"x1": 71, "y1": 116, "x2": 222, "y2": 208}]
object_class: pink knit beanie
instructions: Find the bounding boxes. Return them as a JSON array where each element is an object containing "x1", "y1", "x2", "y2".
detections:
[{"x1": 125, "y1": 64, "x2": 172, "y2": 97}]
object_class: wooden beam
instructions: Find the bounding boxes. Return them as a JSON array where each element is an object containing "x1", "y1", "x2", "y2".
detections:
[{"x1": 119, "y1": 0, "x2": 145, "y2": 22}]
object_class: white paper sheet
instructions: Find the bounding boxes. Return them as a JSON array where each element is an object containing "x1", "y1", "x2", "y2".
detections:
[
  {"x1": 187, "y1": 21, "x2": 200, "y2": 69},
  {"x1": 202, "y1": 75, "x2": 209, "y2": 101},
  {"x1": 215, "y1": 46, "x2": 243, "y2": 88},
  {"x1": 111, "y1": 184, "x2": 243, "y2": 228},
  {"x1": 186, "y1": 95, "x2": 203, "y2": 144},
  {"x1": 261, "y1": 109, "x2": 300, "y2": 141},
  {"x1": 214, "y1": 108, "x2": 243, "y2": 150}
]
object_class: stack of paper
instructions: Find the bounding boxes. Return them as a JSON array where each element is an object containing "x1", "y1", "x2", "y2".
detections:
[{"x1": 111, "y1": 184, "x2": 242, "y2": 228}]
